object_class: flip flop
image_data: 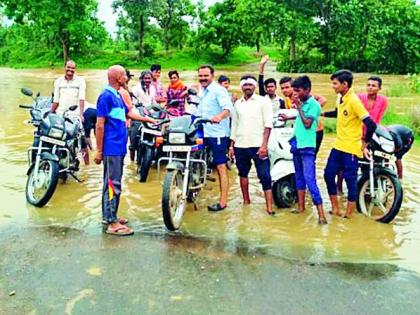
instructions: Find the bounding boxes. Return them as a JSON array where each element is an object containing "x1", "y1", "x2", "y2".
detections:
[
  {"x1": 266, "y1": 210, "x2": 276, "y2": 216},
  {"x1": 291, "y1": 209, "x2": 304, "y2": 214},
  {"x1": 102, "y1": 218, "x2": 128, "y2": 225},
  {"x1": 318, "y1": 218, "x2": 328, "y2": 225},
  {"x1": 328, "y1": 211, "x2": 341, "y2": 216},
  {"x1": 105, "y1": 225, "x2": 134, "y2": 236}
]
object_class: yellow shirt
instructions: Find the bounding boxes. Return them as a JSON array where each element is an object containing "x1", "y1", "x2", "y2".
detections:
[{"x1": 333, "y1": 89, "x2": 369, "y2": 157}]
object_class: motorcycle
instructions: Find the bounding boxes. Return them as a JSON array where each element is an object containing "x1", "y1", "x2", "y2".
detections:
[
  {"x1": 157, "y1": 116, "x2": 212, "y2": 231},
  {"x1": 268, "y1": 109, "x2": 298, "y2": 208},
  {"x1": 357, "y1": 126, "x2": 403, "y2": 223},
  {"x1": 20, "y1": 87, "x2": 84, "y2": 207}
]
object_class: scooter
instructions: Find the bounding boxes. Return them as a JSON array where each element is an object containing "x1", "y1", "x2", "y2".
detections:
[{"x1": 268, "y1": 109, "x2": 298, "y2": 208}]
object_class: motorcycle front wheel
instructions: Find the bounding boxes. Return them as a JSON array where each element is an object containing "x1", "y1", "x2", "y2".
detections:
[
  {"x1": 162, "y1": 169, "x2": 186, "y2": 231},
  {"x1": 357, "y1": 169, "x2": 403, "y2": 223},
  {"x1": 26, "y1": 159, "x2": 59, "y2": 207},
  {"x1": 138, "y1": 146, "x2": 154, "y2": 182}
]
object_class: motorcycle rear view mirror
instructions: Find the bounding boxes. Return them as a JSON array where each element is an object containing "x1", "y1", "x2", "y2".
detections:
[
  {"x1": 188, "y1": 88, "x2": 198, "y2": 96},
  {"x1": 21, "y1": 88, "x2": 34, "y2": 97},
  {"x1": 68, "y1": 105, "x2": 78, "y2": 111}
]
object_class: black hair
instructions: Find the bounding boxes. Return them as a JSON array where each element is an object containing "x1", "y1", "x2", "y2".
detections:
[
  {"x1": 279, "y1": 76, "x2": 293, "y2": 85},
  {"x1": 330, "y1": 70, "x2": 353, "y2": 88},
  {"x1": 264, "y1": 78, "x2": 277, "y2": 87},
  {"x1": 240, "y1": 74, "x2": 257, "y2": 82},
  {"x1": 168, "y1": 70, "x2": 179, "y2": 79},
  {"x1": 218, "y1": 75, "x2": 230, "y2": 83},
  {"x1": 367, "y1": 76, "x2": 382, "y2": 88},
  {"x1": 150, "y1": 64, "x2": 161, "y2": 72},
  {"x1": 198, "y1": 64, "x2": 215, "y2": 75},
  {"x1": 291, "y1": 75, "x2": 311, "y2": 91}
]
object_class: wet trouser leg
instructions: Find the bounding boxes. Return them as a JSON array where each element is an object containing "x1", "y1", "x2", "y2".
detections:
[
  {"x1": 324, "y1": 148, "x2": 343, "y2": 196},
  {"x1": 294, "y1": 148, "x2": 322, "y2": 205},
  {"x1": 102, "y1": 155, "x2": 124, "y2": 224},
  {"x1": 342, "y1": 153, "x2": 359, "y2": 202}
]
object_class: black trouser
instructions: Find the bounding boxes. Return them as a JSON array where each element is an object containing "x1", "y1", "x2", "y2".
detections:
[{"x1": 102, "y1": 156, "x2": 124, "y2": 224}]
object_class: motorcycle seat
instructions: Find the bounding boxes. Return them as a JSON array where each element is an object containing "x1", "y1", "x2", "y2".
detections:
[{"x1": 375, "y1": 126, "x2": 393, "y2": 141}]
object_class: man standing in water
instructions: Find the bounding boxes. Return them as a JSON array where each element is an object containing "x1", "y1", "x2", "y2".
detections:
[
  {"x1": 94, "y1": 65, "x2": 156, "y2": 236},
  {"x1": 229, "y1": 75, "x2": 274, "y2": 215},
  {"x1": 52, "y1": 60, "x2": 86, "y2": 119},
  {"x1": 323, "y1": 70, "x2": 376, "y2": 219},
  {"x1": 197, "y1": 64, "x2": 234, "y2": 211}
]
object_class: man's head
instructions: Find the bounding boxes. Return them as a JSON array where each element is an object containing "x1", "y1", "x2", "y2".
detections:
[
  {"x1": 279, "y1": 76, "x2": 293, "y2": 98},
  {"x1": 264, "y1": 78, "x2": 277, "y2": 97},
  {"x1": 168, "y1": 70, "x2": 180, "y2": 83},
  {"x1": 366, "y1": 76, "x2": 382, "y2": 96},
  {"x1": 140, "y1": 70, "x2": 153, "y2": 87},
  {"x1": 330, "y1": 70, "x2": 353, "y2": 94},
  {"x1": 240, "y1": 75, "x2": 257, "y2": 98},
  {"x1": 108, "y1": 65, "x2": 127, "y2": 88},
  {"x1": 291, "y1": 75, "x2": 311, "y2": 101},
  {"x1": 64, "y1": 60, "x2": 76, "y2": 79},
  {"x1": 218, "y1": 75, "x2": 230, "y2": 90},
  {"x1": 198, "y1": 64, "x2": 215, "y2": 88},
  {"x1": 150, "y1": 64, "x2": 161, "y2": 81}
]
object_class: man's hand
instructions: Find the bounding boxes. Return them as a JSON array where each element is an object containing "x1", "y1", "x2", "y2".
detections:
[
  {"x1": 211, "y1": 115, "x2": 222, "y2": 123},
  {"x1": 278, "y1": 113, "x2": 288, "y2": 121},
  {"x1": 228, "y1": 146, "x2": 235, "y2": 160},
  {"x1": 257, "y1": 145, "x2": 268, "y2": 159},
  {"x1": 363, "y1": 147, "x2": 372, "y2": 161},
  {"x1": 148, "y1": 118, "x2": 158, "y2": 124},
  {"x1": 293, "y1": 96, "x2": 302, "y2": 109},
  {"x1": 94, "y1": 152, "x2": 103, "y2": 165},
  {"x1": 260, "y1": 55, "x2": 269, "y2": 65}
]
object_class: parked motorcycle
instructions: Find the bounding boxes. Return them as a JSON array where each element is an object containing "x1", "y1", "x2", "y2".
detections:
[
  {"x1": 157, "y1": 116, "x2": 211, "y2": 231},
  {"x1": 20, "y1": 87, "x2": 84, "y2": 207},
  {"x1": 357, "y1": 126, "x2": 403, "y2": 223},
  {"x1": 268, "y1": 109, "x2": 298, "y2": 208}
]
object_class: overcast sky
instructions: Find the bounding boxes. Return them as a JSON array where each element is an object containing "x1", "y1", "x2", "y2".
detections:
[{"x1": 97, "y1": 0, "x2": 219, "y2": 35}]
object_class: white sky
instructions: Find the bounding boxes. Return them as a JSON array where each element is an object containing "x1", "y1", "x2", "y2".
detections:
[{"x1": 97, "y1": 0, "x2": 220, "y2": 35}]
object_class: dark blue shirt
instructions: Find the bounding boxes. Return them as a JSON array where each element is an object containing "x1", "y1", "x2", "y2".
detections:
[{"x1": 96, "y1": 86, "x2": 128, "y2": 156}]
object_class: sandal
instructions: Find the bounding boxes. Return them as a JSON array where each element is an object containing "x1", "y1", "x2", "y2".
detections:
[
  {"x1": 102, "y1": 218, "x2": 129, "y2": 225},
  {"x1": 318, "y1": 218, "x2": 328, "y2": 225},
  {"x1": 328, "y1": 211, "x2": 341, "y2": 216},
  {"x1": 266, "y1": 210, "x2": 276, "y2": 216},
  {"x1": 105, "y1": 224, "x2": 134, "y2": 236},
  {"x1": 291, "y1": 209, "x2": 304, "y2": 214}
]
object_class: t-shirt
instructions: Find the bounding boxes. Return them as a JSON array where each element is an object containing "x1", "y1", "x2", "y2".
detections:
[
  {"x1": 294, "y1": 96, "x2": 321, "y2": 149},
  {"x1": 333, "y1": 89, "x2": 369, "y2": 157},
  {"x1": 96, "y1": 86, "x2": 128, "y2": 156},
  {"x1": 231, "y1": 93, "x2": 273, "y2": 148},
  {"x1": 53, "y1": 75, "x2": 86, "y2": 115}
]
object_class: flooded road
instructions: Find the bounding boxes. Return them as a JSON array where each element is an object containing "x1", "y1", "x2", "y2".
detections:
[{"x1": 1, "y1": 67, "x2": 420, "y2": 313}]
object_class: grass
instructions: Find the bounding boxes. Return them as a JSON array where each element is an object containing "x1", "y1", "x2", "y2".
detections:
[{"x1": 1, "y1": 46, "x2": 283, "y2": 70}]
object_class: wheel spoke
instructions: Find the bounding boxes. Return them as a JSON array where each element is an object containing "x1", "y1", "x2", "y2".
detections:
[{"x1": 377, "y1": 202, "x2": 388, "y2": 214}]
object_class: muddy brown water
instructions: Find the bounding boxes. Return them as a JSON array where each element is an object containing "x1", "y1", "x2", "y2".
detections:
[{"x1": 0, "y1": 67, "x2": 420, "y2": 274}]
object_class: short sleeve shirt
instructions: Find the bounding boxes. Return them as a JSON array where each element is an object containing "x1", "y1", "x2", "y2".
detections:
[
  {"x1": 53, "y1": 75, "x2": 86, "y2": 115},
  {"x1": 197, "y1": 81, "x2": 234, "y2": 138},
  {"x1": 333, "y1": 89, "x2": 369, "y2": 157},
  {"x1": 294, "y1": 96, "x2": 321, "y2": 149},
  {"x1": 96, "y1": 86, "x2": 128, "y2": 156}
]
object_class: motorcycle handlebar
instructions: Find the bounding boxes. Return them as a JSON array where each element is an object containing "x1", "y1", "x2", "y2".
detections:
[{"x1": 19, "y1": 105, "x2": 33, "y2": 109}]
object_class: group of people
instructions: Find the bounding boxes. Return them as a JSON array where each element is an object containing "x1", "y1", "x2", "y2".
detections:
[{"x1": 50, "y1": 57, "x2": 414, "y2": 236}]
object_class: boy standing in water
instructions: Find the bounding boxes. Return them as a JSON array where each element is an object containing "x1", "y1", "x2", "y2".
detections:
[
  {"x1": 290, "y1": 76, "x2": 327, "y2": 224},
  {"x1": 322, "y1": 70, "x2": 377, "y2": 219}
]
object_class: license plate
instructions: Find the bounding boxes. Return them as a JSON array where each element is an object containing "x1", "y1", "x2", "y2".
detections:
[
  {"x1": 162, "y1": 145, "x2": 191, "y2": 152},
  {"x1": 40, "y1": 136, "x2": 65, "y2": 146},
  {"x1": 142, "y1": 128, "x2": 162, "y2": 136},
  {"x1": 374, "y1": 151, "x2": 392, "y2": 160}
]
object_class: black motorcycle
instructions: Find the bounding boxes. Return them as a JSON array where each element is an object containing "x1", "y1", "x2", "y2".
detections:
[
  {"x1": 20, "y1": 88, "x2": 84, "y2": 207},
  {"x1": 357, "y1": 126, "x2": 403, "y2": 223}
]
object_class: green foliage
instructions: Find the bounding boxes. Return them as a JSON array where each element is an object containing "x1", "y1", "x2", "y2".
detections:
[{"x1": 408, "y1": 74, "x2": 420, "y2": 95}]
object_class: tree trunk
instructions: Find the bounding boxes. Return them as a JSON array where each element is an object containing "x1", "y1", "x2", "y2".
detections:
[
  {"x1": 289, "y1": 33, "x2": 296, "y2": 70},
  {"x1": 59, "y1": 32, "x2": 69, "y2": 64},
  {"x1": 138, "y1": 14, "x2": 145, "y2": 60},
  {"x1": 255, "y1": 34, "x2": 260, "y2": 52},
  {"x1": 164, "y1": 1, "x2": 173, "y2": 52}
]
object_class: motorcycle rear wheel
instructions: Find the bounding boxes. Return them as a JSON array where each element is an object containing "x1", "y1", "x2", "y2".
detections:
[
  {"x1": 357, "y1": 169, "x2": 403, "y2": 223},
  {"x1": 162, "y1": 169, "x2": 186, "y2": 231},
  {"x1": 26, "y1": 159, "x2": 59, "y2": 207}
]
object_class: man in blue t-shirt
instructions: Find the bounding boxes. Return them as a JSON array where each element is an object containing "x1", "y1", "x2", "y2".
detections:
[
  {"x1": 290, "y1": 76, "x2": 327, "y2": 225},
  {"x1": 94, "y1": 65, "x2": 156, "y2": 236}
]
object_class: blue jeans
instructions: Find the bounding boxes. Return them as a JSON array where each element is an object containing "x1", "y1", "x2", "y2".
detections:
[
  {"x1": 324, "y1": 148, "x2": 359, "y2": 202},
  {"x1": 102, "y1": 156, "x2": 124, "y2": 223},
  {"x1": 293, "y1": 148, "x2": 323, "y2": 206},
  {"x1": 234, "y1": 147, "x2": 272, "y2": 191}
]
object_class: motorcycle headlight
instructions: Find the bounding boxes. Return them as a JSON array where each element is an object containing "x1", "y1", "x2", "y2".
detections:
[
  {"x1": 48, "y1": 127, "x2": 64, "y2": 139},
  {"x1": 169, "y1": 133, "x2": 185, "y2": 144}
]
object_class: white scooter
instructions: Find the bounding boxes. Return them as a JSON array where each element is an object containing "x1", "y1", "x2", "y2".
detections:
[{"x1": 268, "y1": 109, "x2": 298, "y2": 208}]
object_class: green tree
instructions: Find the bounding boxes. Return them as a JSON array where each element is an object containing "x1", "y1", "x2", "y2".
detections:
[{"x1": 1, "y1": 0, "x2": 106, "y2": 63}]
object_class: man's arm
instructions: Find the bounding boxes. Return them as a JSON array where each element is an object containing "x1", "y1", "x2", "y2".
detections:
[
  {"x1": 126, "y1": 107, "x2": 157, "y2": 123},
  {"x1": 94, "y1": 117, "x2": 105, "y2": 164},
  {"x1": 313, "y1": 93, "x2": 327, "y2": 107},
  {"x1": 321, "y1": 108, "x2": 338, "y2": 118},
  {"x1": 79, "y1": 78, "x2": 86, "y2": 118},
  {"x1": 258, "y1": 55, "x2": 269, "y2": 96},
  {"x1": 257, "y1": 127, "x2": 271, "y2": 159},
  {"x1": 51, "y1": 79, "x2": 60, "y2": 113},
  {"x1": 211, "y1": 88, "x2": 234, "y2": 123}
]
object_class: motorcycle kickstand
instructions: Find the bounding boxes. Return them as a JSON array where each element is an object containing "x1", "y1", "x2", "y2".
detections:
[{"x1": 69, "y1": 172, "x2": 84, "y2": 183}]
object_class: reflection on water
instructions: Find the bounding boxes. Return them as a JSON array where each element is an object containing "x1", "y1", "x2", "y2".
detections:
[{"x1": 0, "y1": 68, "x2": 419, "y2": 274}]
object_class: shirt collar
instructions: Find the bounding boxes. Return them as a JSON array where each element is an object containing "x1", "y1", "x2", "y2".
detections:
[
  {"x1": 239, "y1": 92, "x2": 258, "y2": 103},
  {"x1": 105, "y1": 85, "x2": 121, "y2": 98},
  {"x1": 342, "y1": 88, "x2": 354, "y2": 102}
]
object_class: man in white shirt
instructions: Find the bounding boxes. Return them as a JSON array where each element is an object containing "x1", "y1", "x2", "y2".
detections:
[
  {"x1": 229, "y1": 75, "x2": 275, "y2": 215},
  {"x1": 131, "y1": 70, "x2": 157, "y2": 106},
  {"x1": 51, "y1": 60, "x2": 86, "y2": 119}
]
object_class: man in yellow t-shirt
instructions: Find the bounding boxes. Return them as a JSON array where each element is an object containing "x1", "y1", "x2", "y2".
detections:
[{"x1": 322, "y1": 70, "x2": 377, "y2": 219}]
